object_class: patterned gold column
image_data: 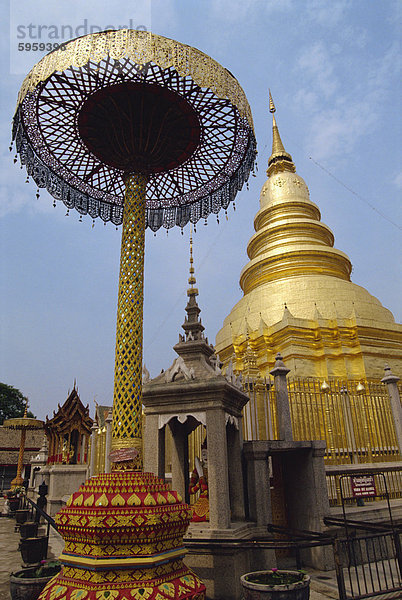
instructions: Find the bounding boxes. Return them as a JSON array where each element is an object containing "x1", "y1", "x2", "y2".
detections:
[{"x1": 111, "y1": 173, "x2": 147, "y2": 470}]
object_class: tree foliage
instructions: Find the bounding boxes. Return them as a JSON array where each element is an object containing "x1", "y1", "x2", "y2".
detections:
[{"x1": 0, "y1": 383, "x2": 35, "y2": 425}]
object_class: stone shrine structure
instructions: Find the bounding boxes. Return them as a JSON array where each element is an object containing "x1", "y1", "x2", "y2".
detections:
[
  {"x1": 28, "y1": 435, "x2": 48, "y2": 491},
  {"x1": 143, "y1": 235, "x2": 331, "y2": 599}
]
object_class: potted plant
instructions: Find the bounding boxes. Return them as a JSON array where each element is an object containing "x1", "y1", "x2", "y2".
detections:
[
  {"x1": 19, "y1": 535, "x2": 48, "y2": 565},
  {"x1": 10, "y1": 560, "x2": 61, "y2": 600},
  {"x1": 15, "y1": 508, "x2": 30, "y2": 525},
  {"x1": 6, "y1": 490, "x2": 21, "y2": 514},
  {"x1": 20, "y1": 521, "x2": 39, "y2": 539},
  {"x1": 240, "y1": 569, "x2": 310, "y2": 600}
]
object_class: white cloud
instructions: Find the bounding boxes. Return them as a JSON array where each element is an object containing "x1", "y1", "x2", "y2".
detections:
[
  {"x1": 297, "y1": 42, "x2": 338, "y2": 99},
  {"x1": 294, "y1": 37, "x2": 400, "y2": 163},
  {"x1": 394, "y1": 171, "x2": 402, "y2": 190},
  {"x1": 209, "y1": 0, "x2": 293, "y2": 22},
  {"x1": 305, "y1": 0, "x2": 349, "y2": 25}
]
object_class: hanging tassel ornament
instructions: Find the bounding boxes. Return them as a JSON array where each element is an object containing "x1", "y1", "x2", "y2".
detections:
[
  {"x1": 180, "y1": 227, "x2": 184, "y2": 235},
  {"x1": 225, "y1": 210, "x2": 228, "y2": 221},
  {"x1": 216, "y1": 215, "x2": 219, "y2": 225},
  {"x1": 92, "y1": 219, "x2": 95, "y2": 229},
  {"x1": 193, "y1": 224, "x2": 197, "y2": 233},
  {"x1": 65, "y1": 209, "x2": 69, "y2": 217},
  {"x1": 25, "y1": 176, "x2": 29, "y2": 184},
  {"x1": 204, "y1": 217, "x2": 207, "y2": 226},
  {"x1": 9, "y1": 145, "x2": 12, "y2": 152},
  {"x1": 53, "y1": 200, "x2": 56, "y2": 208},
  {"x1": 36, "y1": 189, "x2": 40, "y2": 199},
  {"x1": 79, "y1": 215, "x2": 83, "y2": 222},
  {"x1": 233, "y1": 201, "x2": 236, "y2": 211},
  {"x1": 13, "y1": 155, "x2": 18, "y2": 164}
]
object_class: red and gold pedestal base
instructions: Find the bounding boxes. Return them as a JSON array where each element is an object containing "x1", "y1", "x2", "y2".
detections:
[{"x1": 39, "y1": 472, "x2": 205, "y2": 600}]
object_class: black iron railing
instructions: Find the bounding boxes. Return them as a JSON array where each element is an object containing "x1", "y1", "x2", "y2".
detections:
[
  {"x1": 184, "y1": 523, "x2": 334, "y2": 570},
  {"x1": 20, "y1": 495, "x2": 58, "y2": 558},
  {"x1": 325, "y1": 516, "x2": 402, "y2": 599}
]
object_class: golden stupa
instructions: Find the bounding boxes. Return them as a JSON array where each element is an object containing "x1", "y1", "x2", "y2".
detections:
[{"x1": 216, "y1": 94, "x2": 402, "y2": 381}]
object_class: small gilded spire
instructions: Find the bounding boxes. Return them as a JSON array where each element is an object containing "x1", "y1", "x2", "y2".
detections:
[
  {"x1": 187, "y1": 226, "x2": 198, "y2": 297},
  {"x1": 178, "y1": 226, "x2": 204, "y2": 342},
  {"x1": 267, "y1": 90, "x2": 295, "y2": 177}
]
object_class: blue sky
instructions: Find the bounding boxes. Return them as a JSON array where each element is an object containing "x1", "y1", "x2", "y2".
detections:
[{"x1": 1, "y1": 0, "x2": 401, "y2": 420}]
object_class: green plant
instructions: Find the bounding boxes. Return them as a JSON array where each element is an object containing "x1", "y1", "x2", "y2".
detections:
[{"x1": 15, "y1": 560, "x2": 61, "y2": 579}]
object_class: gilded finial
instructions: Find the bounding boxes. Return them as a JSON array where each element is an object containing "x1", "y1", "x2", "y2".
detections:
[
  {"x1": 269, "y1": 89, "x2": 276, "y2": 114},
  {"x1": 23, "y1": 399, "x2": 28, "y2": 418},
  {"x1": 187, "y1": 225, "x2": 198, "y2": 297},
  {"x1": 267, "y1": 90, "x2": 295, "y2": 177}
]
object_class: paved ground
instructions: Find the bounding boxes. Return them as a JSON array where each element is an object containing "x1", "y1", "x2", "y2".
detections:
[
  {"x1": 2, "y1": 498, "x2": 401, "y2": 600},
  {"x1": 0, "y1": 504, "x2": 338, "y2": 600}
]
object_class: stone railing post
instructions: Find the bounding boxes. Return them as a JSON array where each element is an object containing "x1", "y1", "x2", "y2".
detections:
[
  {"x1": 340, "y1": 386, "x2": 358, "y2": 464},
  {"x1": 104, "y1": 410, "x2": 113, "y2": 473},
  {"x1": 270, "y1": 353, "x2": 293, "y2": 441},
  {"x1": 89, "y1": 423, "x2": 98, "y2": 477},
  {"x1": 381, "y1": 365, "x2": 402, "y2": 454}
]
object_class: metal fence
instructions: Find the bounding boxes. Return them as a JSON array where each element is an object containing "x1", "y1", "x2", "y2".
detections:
[
  {"x1": 326, "y1": 465, "x2": 402, "y2": 506},
  {"x1": 333, "y1": 529, "x2": 402, "y2": 599},
  {"x1": 241, "y1": 376, "x2": 401, "y2": 464}
]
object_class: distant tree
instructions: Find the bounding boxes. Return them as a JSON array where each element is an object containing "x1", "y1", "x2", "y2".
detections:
[{"x1": 0, "y1": 383, "x2": 35, "y2": 425}]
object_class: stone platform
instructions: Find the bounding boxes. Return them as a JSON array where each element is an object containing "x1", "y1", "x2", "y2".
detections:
[{"x1": 1, "y1": 497, "x2": 401, "y2": 599}]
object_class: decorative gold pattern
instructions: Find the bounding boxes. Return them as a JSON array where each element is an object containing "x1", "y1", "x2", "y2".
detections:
[
  {"x1": 111, "y1": 174, "x2": 147, "y2": 467},
  {"x1": 16, "y1": 30, "x2": 253, "y2": 129},
  {"x1": 39, "y1": 472, "x2": 205, "y2": 600},
  {"x1": 215, "y1": 101, "x2": 402, "y2": 489}
]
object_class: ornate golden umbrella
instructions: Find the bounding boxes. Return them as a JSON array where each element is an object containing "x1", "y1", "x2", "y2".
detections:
[
  {"x1": 12, "y1": 29, "x2": 255, "y2": 600},
  {"x1": 4, "y1": 403, "x2": 43, "y2": 489}
]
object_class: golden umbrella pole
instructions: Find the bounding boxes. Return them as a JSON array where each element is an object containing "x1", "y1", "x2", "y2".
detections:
[
  {"x1": 4, "y1": 404, "x2": 44, "y2": 490},
  {"x1": 12, "y1": 428, "x2": 26, "y2": 489},
  {"x1": 111, "y1": 173, "x2": 147, "y2": 470}
]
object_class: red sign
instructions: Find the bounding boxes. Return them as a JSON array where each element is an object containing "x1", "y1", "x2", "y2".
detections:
[
  {"x1": 109, "y1": 447, "x2": 139, "y2": 463},
  {"x1": 351, "y1": 475, "x2": 376, "y2": 498}
]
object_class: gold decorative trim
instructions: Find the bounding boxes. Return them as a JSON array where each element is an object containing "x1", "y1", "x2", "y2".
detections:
[
  {"x1": 16, "y1": 30, "x2": 254, "y2": 131},
  {"x1": 59, "y1": 547, "x2": 187, "y2": 569}
]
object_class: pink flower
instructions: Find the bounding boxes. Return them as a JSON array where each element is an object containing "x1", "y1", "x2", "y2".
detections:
[{"x1": 271, "y1": 568, "x2": 278, "y2": 573}]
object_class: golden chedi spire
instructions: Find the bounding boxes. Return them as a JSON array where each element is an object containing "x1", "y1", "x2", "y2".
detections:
[
  {"x1": 215, "y1": 94, "x2": 401, "y2": 380},
  {"x1": 267, "y1": 90, "x2": 295, "y2": 176},
  {"x1": 240, "y1": 93, "x2": 352, "y2": 295}
]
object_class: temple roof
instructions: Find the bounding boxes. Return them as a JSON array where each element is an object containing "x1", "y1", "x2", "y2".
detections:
[
  {"x1": 95, "y1": 405, "x2": 112, "y2": 428},
  {"x1": 45, "y1": 386, "x2": 93, "y2": 435}
]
